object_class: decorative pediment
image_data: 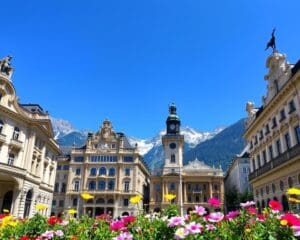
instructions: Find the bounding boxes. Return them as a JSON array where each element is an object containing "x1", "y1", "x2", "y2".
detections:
[{"x1": 183, "y1": 158, "x2": 215, "y2": 170}]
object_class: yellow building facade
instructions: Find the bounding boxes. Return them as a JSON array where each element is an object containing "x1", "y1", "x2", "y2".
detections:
[{"x1": 245, "y1": 51, "x2": 300, "y2": 211}]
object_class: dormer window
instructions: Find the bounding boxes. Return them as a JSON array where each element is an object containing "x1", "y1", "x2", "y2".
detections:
[{"x1": 12, "y1": 127, "x2": 20, "y2": 140}]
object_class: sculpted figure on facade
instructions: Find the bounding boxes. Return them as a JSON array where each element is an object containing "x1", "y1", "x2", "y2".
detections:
[
  {"x1": 0, "y1": 55, "x2": 14, "y2": 78},
  {"x1": 246, "y1": 102, "x2": 258, "y2": 118}
]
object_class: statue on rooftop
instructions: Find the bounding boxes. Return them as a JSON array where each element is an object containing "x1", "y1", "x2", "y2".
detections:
[
  {"x1": 0, "y1": 55, "x2": 13, "y2": 78},
  {"x1": 265, "y1": 28, "x2": 276, "y2": 52}
]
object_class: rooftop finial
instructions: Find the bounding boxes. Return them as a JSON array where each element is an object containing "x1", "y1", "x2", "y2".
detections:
[
  {"x1": 169, "y1": 103, "x2": 177, "y2": 115},
  {"x1": 0, "y1": 55, "x2": 13, "y2": 79},
  {"x1": 265, "y1": 28, "x2": 276, "y2": 52}
]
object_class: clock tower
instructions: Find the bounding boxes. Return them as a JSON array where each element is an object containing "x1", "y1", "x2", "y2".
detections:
[{"x1": 162, "y1": 103, "x2": 184, "y2": 175}]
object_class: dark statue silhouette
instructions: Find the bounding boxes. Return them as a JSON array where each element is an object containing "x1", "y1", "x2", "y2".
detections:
[{"x1": 265, "y1": 28, "x2": 276, "y2": 52}]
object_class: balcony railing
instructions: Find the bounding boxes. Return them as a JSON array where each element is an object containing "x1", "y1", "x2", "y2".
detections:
[
  {"x1": 10, "y1": 138, "x2": 23, "y2": 149},
  {"x1": 249, "y1": 142, "x2": 300, "y2": 181},
  {"x1": 0, "y1": 133, "x2": 6, "y2": 143}
]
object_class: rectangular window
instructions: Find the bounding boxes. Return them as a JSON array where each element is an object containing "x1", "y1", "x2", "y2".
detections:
[
  {"x1": 75, "y1": 168, "x2": 81, "y2": 175},
  {"x1": 295, "y1": 126, "x2": 300, "y2": 144},
  {"x1": 257, "y1": 155, "x2": 261, "y2": 168},
  {"x1": 254, "y1": 136, "x2": 258, "y2": 145},
  {"x1": 74, "y1": 156, "x2": 84, "y2": 162},
  {"x1": 252, "y1": 158, "x2": 256, "y2": 171},
  {"x1": 52, "y1": 200, "x2": 56, "y2": 207},
  {"x1": 123, "y1": 198, "x2": 129, "y2": 206},
  {"x1": 259, "y1": 130, "x2": 264, "y2": 140},
  {"x1": 123, "y1": 156, "x2": 133, "y2": 162},
  {"x1": 285, "y1": 133, "x2": 291, "y2": 149},
  {"x1": 272, "y1": 117, "x2": 277, "y2": 129},
  {"x1": 243, "y1": 167, "x2": 247, "y2": 173},
  {"x1": 269, "y1": 145, "x2": 273, "y2": 160},
  {"x1": 265, "y1": 124, "x2": 270, "y2": 135},
  {"x1": 125, "y1": 168, "x2": 130, "y2": 176},
  {"x1": 262, "y1": 150, "x2": 266, "y2": 165},
  {"x1": 73, "y1": 198, "x2": 78, "y2": 206},
  {"x1": 280, "y1": 109, "x2": 286, "y2": 122},
  {"x1": 63, "y1": 165, "x2": 69, "y2": 170},
  {"x1": 276, "y1": 139, "x2": 281, "y2": 155},
  {"x1": 289, "y1": 100, "x2": 296, "y2": 113},
  {"x1": 74, "y1": 181, "x2": 80, "y2": 191},
  {"x1": 124, "y1": 181, "x2": 130, "y2": 192},
  {"x1": 57, "y1": 165, "x2": 62, "y2": 170},
  {"x1": 59, "y1": 200, "x2": 64, "y2": 207}
]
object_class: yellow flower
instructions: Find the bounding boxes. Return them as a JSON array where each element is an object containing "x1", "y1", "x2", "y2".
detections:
[
  {"x1": 287, "y1": 188, "x2": 300, "y2": 195},
  {"x1": 165, "y1": 194, "x2": 176, "y2": 201},
  {"x1": 8, "y1": 221, "x2": 18, "y2": 227},
  {"x1": 0, "y1": 215, "x2": 13, "y2": 228},
  {"x1": 289, "y1": 197, "x2": 300, "y2": 203},
  {"x1": 35, "y1": 203, "x2": 48, "y2": 211},
  {"x1": 80, "y1": 193, "x2": 94, "y2": 200},
  {"x1": 3, "y1": 209, "x2": 9, "y2": 213},
  {"x1": 245, "y1": 228, "x2": 251, "y2": 233},
  {"x1": 130, "y1": 195, "x2": 142, "y2": 204},
  {"x1": 280, "y1": 219, "x2": 288, "y2": 226},
  {"x1": 68, "y1": 209, "x2": 77, "y2": 214}
]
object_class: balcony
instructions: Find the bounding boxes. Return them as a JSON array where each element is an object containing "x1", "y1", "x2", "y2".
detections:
[
  {"x1": 249, "y1": 142, "x2": 300, "y2": 181},
  {"x1": 10, "y1": 138, "x2": 23, "y2": 149}
]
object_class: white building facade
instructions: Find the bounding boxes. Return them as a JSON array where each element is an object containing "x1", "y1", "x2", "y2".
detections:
[{"x1": 0, "y1": 56, "x2": 60, "y2": 217}]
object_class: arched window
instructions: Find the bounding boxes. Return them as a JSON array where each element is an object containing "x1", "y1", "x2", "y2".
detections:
[
  {"x1": 96, "y1": 198, "x2": 105, "y2": 204},
  {"x1": 12, "y1": 127, "x2": 20, "y2": 140},
  {"x1": 98, "y1": 180, "x2": 106, "y2": 190},
  {"x1": 261, "y1": 199, "x2": 265, "y2": 209},
  {"x1": 90, "y1": 168, "x2": 97, "y2": 176},
  {"x1": 108, "y1": 180, "x2": 115, "y2": 190},
  {"x1": 109, "y1": 168, "x2": 115, "y2": 176},
  {"x1": 0, "y1": 120, "x2": 4, "y2": 133},
  {"x1": 8, "y1": 153, "x2": 15, "y2": 165},
  {"x1": 171, "y1": 154, "x2": 176, "y2": 163},
  {"x1": 288, "y1": 177, "x2": 293, "y2": 188},
  {"x1": 89, "y1": 181, "x2": 96, "y2": 190},
  {"x1": 24, "y1": 190, "x2": 33, "y2": 218},
  {"x1": 124, "y1": 181, "x2": 130, "y2": 192},
  {"x1": 99, "y1": 167, "x2": 106, "y2": 175}
]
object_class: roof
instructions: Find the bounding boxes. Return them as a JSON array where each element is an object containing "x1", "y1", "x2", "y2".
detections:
[
  {"x1": 183, "y1": 158, "x2": 223, "y2": 172},
  {"x1": 20, "y1": 104, "x2": 47, "y2": 115},
  {"x1": 292, "y1": 60, "x2": 300, "y2": 76}
]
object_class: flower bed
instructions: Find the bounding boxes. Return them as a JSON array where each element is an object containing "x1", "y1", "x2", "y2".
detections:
[{"x1": 1, "y1": 194, "x2": 300, "y2": 239}]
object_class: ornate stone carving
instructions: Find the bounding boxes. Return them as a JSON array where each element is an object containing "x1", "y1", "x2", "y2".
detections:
[
  {"x1": 246, "y1": 102, "x2": 258, "y2": 117},
  {"x1": 0, "y1": 55, "x2": 14, "y2": 78}
]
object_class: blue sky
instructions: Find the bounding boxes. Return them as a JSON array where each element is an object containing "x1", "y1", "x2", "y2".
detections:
[{"x1": 1, "y1": 0, "x2": 300, "y2": 138}]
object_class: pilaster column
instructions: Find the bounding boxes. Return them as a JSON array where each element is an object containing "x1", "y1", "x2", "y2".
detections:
[{"x1": 209, "y1": 182, "x2": 213, "y2": 198}]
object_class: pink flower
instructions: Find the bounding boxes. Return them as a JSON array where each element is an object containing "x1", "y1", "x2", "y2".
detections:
[
  {"x1": 41, "y1": 230, "x2": 54, "y2": 239},
  {"x1": 185, "y1": 221, "x2": 202, "y2": 234},
  {"x1": 174, "y1": 227, "x2": 189, "y2": 239},
  {"x1": 281, "y1": 213, "x2": 300, "y2": 226},
  {"x1": 167, "y1": 216, "x2": 185, "y2": 227},
  {"x1": 206, "y1": 224, "x2": 216, "y2": 231},
  {"x1": 193, "y1": 206, "x2": 207, "y2": 216},
  {"x1": 225, "y1": 210, "x2": 239, "y2": 220},
  {"x1": 122, "y1": 215, "x2": 135, "y2": 225},
  {"x1": 206, "y1": 212, "x2": 224, "y2": 222},
  {"x1": 268, "y1": 200, "x2": 282, "y2": 212},
  {"x1": 113, "y1": 232, "x2": 133, "y2": 240},
  {"x1": 257, "y1": 214, "x2": 265, "y2": 222},
  {"x1": 55, "y1": 230, "x2": 64, "y2": 237},
  {"x1": 208, "y1": 198, "x2": 220, "y2": 208},
  {"x1": 110, "y1": 220, "x2": 125, "y2": 231},
  {"x1": 292, "y1": 226, "x2": 300, "y2": 237},
  {"x1": 247, "y1": 207, "x2": 257, "y2": 214},
  {"x1": 240, "y1": 201, "x2": 255, "y2": 208}
]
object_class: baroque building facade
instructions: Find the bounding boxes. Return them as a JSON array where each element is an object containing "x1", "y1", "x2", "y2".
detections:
[
  {"x1": 0, "y1": 56, "x2": 60, "y2": 217},
  {"x1": 52, "y1": 120, "x2": 150, "y2": 218},
  {"x1": 150, "y1": 104, "x2": 224, "y2": 214},
  {"x1": 245, "y1": 51, "x2": 300, "y2": 211}
]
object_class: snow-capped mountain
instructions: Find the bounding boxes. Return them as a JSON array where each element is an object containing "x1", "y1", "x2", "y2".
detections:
[
  {"x1": 50, "y1": 117, "x2": 77, "y2": 140},
  {"x1": 128, "y1": 126, "x2": 224, "y2": 155}
]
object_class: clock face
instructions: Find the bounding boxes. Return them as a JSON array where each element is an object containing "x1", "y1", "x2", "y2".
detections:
[
  {"x1": 170, "y1": 124, "x2": 176, "y2": 130},
  {"x1": 169, "y1": 143, "x2": 176, "y2": 149}
]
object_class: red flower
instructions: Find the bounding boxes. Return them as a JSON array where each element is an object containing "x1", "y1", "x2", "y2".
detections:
[
  {"x1": 257, "y1": 214, "x2": 265, "y2": 222},
  {"x1": 0, "y1": 213, "x2": 9, "y2": 219},
  {"x1": 20, "y1": 236, "x2": 30, "y2": 240},
  {"x1": 208, "y1": 198, "x2": 220, "y2": 208},
  {"x1": 47, "y1": 216, "x2": 62, "y2": 225},
  {"x1": 110, "y1": 220, "x2": 125, "y2": 231},
  {"x1": 281, "y1": 213, "x2": 300, "y2": 226},
  {"x1": 268, "y1": 200, "x2": 282, "y2": 211}
]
